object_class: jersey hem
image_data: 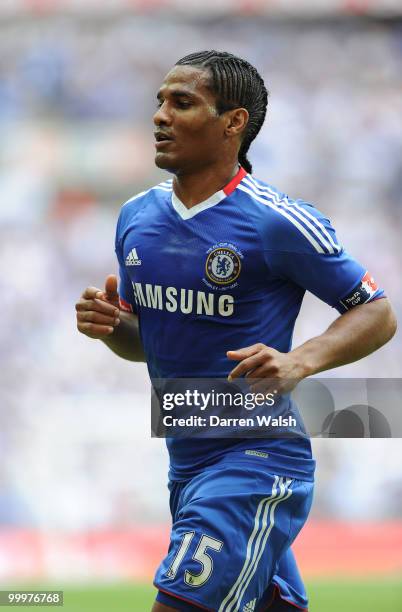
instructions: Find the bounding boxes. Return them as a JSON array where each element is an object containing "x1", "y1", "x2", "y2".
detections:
[{"x1": 168, "y1": 449, "x2": 316, "y2": 484}]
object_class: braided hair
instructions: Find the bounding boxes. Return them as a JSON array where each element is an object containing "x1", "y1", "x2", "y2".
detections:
[{"x1": 176, "y1": 50, "x2": 268, "y2": 174}]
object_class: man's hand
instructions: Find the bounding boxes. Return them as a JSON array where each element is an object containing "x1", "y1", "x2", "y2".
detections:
[
  {"x1": 76, "y1": 275, "x2": 121, "y2": 339},
  {"x1": 227, "y1": 344, "x2": 306, "y2": 394},
  {"x1": 227, "y1": 299, "x2": 397, "y2": 393}
]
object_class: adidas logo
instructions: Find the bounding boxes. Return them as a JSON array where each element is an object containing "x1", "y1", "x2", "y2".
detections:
[
  {"x1": 243, "y1": 599, "x2": 257, "y2": 612},
  {"x1": 125, "y1": 247, "x2": 141, "y2": 266}
]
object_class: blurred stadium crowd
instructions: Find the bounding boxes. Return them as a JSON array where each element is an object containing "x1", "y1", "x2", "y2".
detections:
[{"x1": 0, "y1": 9, "x2": 401, "y2": 544}]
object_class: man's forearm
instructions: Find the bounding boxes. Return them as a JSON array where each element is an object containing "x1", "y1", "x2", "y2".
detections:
[
  {"x1": 291, "y1": 298, "x2": 397, "y2": 377},
  {"x1": 101, "y1": 311, "x2": 146, "y2": 362}
]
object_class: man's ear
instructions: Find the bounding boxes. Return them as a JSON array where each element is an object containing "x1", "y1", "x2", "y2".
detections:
[{"x1": 224, "y1": 108, "x2": 249, "y2": 138}]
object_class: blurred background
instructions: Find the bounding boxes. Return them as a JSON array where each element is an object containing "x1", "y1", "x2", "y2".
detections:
[{"x1": 0, "y1": 0, "x2": 401, "y2": 610}]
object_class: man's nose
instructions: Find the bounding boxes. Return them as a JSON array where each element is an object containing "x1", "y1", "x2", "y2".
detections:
[{"x1": 153, "y1": 102, "x2": 172, "y2": 126}]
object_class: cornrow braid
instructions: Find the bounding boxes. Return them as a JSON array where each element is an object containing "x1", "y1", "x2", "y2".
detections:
[{"x1": 176, "y1": 50, "x2": 268, "y2": 174}]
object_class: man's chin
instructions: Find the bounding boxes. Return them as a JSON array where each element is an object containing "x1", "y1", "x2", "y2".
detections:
[{"x1": 154, "y1": 152, "x2": 179, "y2": 172}]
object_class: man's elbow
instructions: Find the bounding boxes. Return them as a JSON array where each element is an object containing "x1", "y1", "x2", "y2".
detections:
[
  {"x1": 386, "y1": 303, "x2": 398, "y2": 342},
  {"x1": 374, "y1": 297, "x2": 398, "y2": 344}
]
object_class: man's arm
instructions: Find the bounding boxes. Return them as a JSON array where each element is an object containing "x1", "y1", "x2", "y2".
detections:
[
  {"x1": 227, "y1": 298, "x2": 397, "y2": 390},
  {"x1": 290, "y1": 297, "x2": 396, "y2": 376},
  {"x1": 101, "y1": 310, "x2": 145, "y2": 362},
  {"x1": 76, "y1": 274, "x2": 145, "y2": 362}
]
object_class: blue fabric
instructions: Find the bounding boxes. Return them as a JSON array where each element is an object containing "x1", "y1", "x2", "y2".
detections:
[
  {"x1": 156, "y1": 581, "x2": 304, "y2": 611},
  {"x1": 156, "y1": 553, "x2": 308, "y2": 611},
  {"x1": 154, "y1": 460, "x2": 313, "y2": 611},
  {"x1": 155, "y1": 457, "x2": 313, "y2": 612},
  {"x1": 115, "y1": 171, "x2": 383, "y2": 483}
]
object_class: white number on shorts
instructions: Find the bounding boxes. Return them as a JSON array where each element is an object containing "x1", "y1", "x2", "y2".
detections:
[
  {"x1": 166, "y1": 532, "x2": 223, "y2": 588},
  {"x1": 166, "y1": 532, "x2": 195, "y2": 579},
  {"x1": 184, "y1": 534, "x2": 223, "y2": 588}
]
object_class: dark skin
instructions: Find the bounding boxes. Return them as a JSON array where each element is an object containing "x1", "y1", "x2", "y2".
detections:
[
  {"x1": 75, "y1": 275, "x2": 145, "y2": 362},
  {"x1": 75, "y1": 65, "x2": 398, "y2": 612},
  {"x1": 154, "y1": 65, "x2": 249, "y2": 206}
]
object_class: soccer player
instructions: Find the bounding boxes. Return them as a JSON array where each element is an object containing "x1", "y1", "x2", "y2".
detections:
[{"x1": 75, "y1": 51, "x2": 396, "y2": 611}]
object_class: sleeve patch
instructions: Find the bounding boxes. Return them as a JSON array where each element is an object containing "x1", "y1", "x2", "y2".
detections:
[{"x1": 340, "y1": 271, "x2": 379, "y2": 310}]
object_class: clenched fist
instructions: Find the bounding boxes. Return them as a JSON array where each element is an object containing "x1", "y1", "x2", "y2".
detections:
[{"x1": 76, "y1": 274, "x2": 121, "y2": 339}]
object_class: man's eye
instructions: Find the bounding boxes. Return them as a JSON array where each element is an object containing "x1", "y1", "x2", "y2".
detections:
[
  {"x1": 156, "y1": 99, "x2": 191, "y2": 109},
  {"x1": 177, "y1": 101, "x2": 191, "y2": 109}
]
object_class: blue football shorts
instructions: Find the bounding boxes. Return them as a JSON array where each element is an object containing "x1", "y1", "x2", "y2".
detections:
[{"x1": 154, "y1": 457, "x2": 314, "y2": 611}]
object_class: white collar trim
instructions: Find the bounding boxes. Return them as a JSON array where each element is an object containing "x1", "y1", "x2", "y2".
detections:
[{"x1": 171, "y1": 189, "x2": 227, "y2": 220}]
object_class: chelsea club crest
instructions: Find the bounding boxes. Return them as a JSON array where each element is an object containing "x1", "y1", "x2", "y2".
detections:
[{"x1": 205, "y1": 246, "x2": 242, "y2": 286}]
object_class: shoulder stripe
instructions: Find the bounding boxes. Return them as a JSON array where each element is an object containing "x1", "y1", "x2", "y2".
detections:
[
  {"x1": 246, "y1": 176, "x2": 341, "y2": 254},
  {"x1": 122, "y1": 185, "x2": 172, "y2": 207},
  {"x1": 245, "y1": 177, "x2": 337, "y2": 254},
  {"x1": 238, "y1": 183, "x2": 326, "y2": 254},
  {"x1": 122, "y1": 189, "x2": 148, "y2": 207}
]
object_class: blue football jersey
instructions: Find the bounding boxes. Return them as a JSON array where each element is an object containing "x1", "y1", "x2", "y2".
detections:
[{"x1": 115, "y1": 167, "x2": 384, "y2": 481}]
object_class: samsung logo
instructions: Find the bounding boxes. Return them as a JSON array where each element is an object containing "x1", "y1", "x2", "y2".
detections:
[{"x1": 131, "y1": 282, "x2": 234, "y2": 317}]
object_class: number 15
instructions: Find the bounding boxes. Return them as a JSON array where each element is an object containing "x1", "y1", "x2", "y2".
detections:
[{"x1": 166, "y1": 532, "x2": 223, "y2": 588}]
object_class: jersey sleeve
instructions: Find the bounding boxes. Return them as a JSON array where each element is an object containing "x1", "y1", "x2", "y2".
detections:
[
  {"x1": 115, "y1": 212, "x2": 137, "y2": 314},
  {"x1": 263, "y1": 200, "x2": 384, "y2": 314}
]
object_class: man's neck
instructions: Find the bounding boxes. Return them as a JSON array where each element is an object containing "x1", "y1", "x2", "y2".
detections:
[{"x1": 172, "y1": 162, "x2": 240, "y2": 209}]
